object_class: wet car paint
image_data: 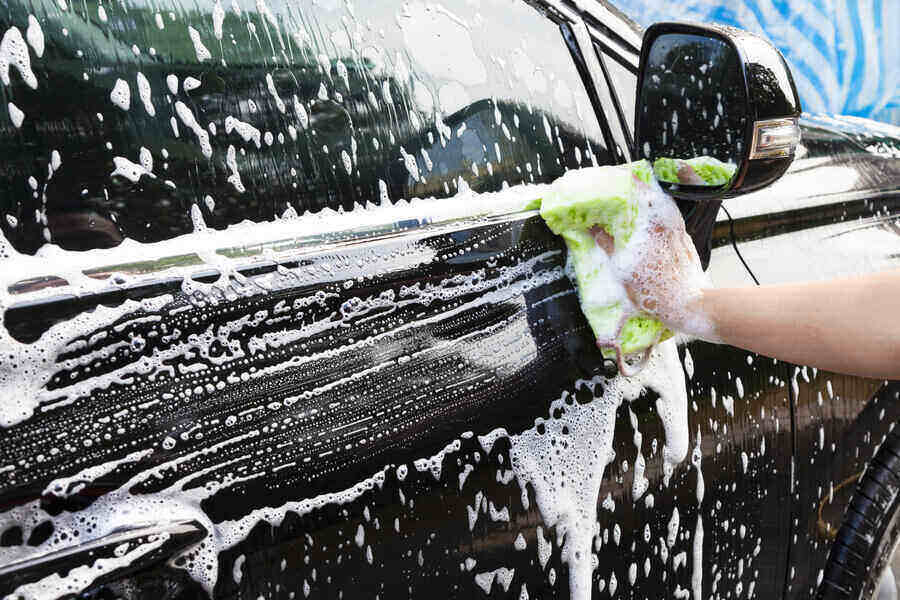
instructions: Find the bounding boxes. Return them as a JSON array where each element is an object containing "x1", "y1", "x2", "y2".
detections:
[{"x1": 0, "y1": 1, "x2": 899, "y2": 599}]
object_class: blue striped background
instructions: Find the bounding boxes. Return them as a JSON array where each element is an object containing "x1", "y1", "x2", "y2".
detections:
[{"x1": 616, "y1": 0, "x2": 900, "y2": 124}]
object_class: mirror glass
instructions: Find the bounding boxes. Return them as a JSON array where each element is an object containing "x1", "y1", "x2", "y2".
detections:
[{"x1": 637, "y1": 32, "x2": 748, "y2": 187}]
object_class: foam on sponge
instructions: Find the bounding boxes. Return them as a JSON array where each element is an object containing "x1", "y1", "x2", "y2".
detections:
[{"x1": 538, "y1": 160, "x2": 676, "y2": 372}]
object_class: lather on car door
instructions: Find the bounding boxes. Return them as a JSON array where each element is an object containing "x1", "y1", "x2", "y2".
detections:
[{"x1": 0, "y1": 0, "x2": 649, "y2": 599}]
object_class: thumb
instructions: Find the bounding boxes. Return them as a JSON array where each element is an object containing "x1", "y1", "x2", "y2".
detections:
[
  {"x1": 589, "y1": 225, "x2": 615, "y2": 255},
  {"x1": 677, "y1": 163, "x2": 706, "y2": 185}
]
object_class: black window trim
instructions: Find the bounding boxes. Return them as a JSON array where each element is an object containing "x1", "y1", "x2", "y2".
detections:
[
  {"x1": 528, "y1": 0, "x2": 640, "y2": 163},
  {"x1": 557, "y1": 20, "x2": 622, "y2": 163},
  {"x1": 594, "y1": 43, "x2": 635, "y2": 155}
]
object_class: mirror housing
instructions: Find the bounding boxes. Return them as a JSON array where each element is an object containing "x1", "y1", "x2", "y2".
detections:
[{"x1": 634, "y1": 22, "x2": 802, "y2": 201}]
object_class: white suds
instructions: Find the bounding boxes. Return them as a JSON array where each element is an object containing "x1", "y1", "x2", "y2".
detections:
[
  {"x1": 8, "y1": 101, "x2": 24, "y2": 127},
  {"x1": 139, "y1": 147, "x2": 153, "y2": 172},
  {"x1": 0, "y1": 27, "x2": 38, "y2": 89},
  {"x1": 293, "y1": 95, "x2": 308, "y2": 128},
  {"x1": 232, "y1": 554, "x2": 245, "y2": 583},
  {"x1": 212, "y1": 0, "x2": 225, "y2": 39},
  {"x1": 166, "y1": 74, "x2": 178, "y2": 95},
  {"x1": 514, "y1": 532, "x2": 527, "y2": 550},
  {"x1": 683, "y1": 348, "x2": 694, "y2": 379},
  {"x1": 184, "y1": 76, "x2": 201, "y2": 91},
  {"x1": 25, "y1": 15, "x2": 44, "y2": 58},
  {"x1": 111, "y1": 156, "x2": 155, "y2": 182},
  {"x1": 188, "y1": 26, "x2": 211, "y2": 61},
  {"x1": 629, "y1": 408, "x2": 649, "y2": 500},
  {"x1": 110, "y1": 79, "x2": 131, "y2": 111},
  {"x1": 506, "y1": 341, "x2": 688, "y2": 600},
  {"x1": 42, "y1": 449, "x2": 153, "y2": 498},
  {"x1": 667, "y1": 507, "x2": 679, "y2": 548},
  {"x1": 175, "y1": 101, "x2": 212, "y2": 158},
  {"x1": 225, "y1": 116, "x2": 262, "y2": 148},
  {"x1": 536, "y1": 525, "x2": 552, "y2": 569},
  {"x1": 691, "y1": 428, "x2": 704, "y2": 600},
  {"x1": 722, "y1": 395, "x2": 734, "y2": 417},
  {"x1": 136, "y1": 72, "x2": 155, "y2": 116},
  {"x1": 266, "y1": 73, "x2": 286, "y2": 113}
]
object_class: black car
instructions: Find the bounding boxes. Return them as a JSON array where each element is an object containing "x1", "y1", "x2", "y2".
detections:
[{"x1": 1, "y1": 1, "x2": 899, "y2": 600}]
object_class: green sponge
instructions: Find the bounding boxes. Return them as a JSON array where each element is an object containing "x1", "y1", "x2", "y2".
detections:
[
  {"x1": 539, "y1": 160, "x2": 672, "y2": 359},
  {"x1": 539, "y1": 163, "x2": 637, "y2": 251},
  {"x1": 653, "y1": 156, "x2": 736, "y2": 186}
]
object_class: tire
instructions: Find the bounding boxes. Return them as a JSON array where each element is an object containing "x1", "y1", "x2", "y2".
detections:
[{"x1": 818, "y1": 426, "x2": 900, "y2": 600}]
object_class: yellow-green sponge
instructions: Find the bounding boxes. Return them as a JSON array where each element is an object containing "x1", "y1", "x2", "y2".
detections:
[{"x1": 539, "y1": 160, "x2": 672, "y2": 358}]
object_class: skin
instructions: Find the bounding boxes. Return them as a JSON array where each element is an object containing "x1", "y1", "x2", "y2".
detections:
[
  {"x1": 618, "y1": 230, "x2": 900, "y2": 380},
  {"x1": 691, "y1": 273, "x2": 900, "y2": 380},
  {"x1": 595, "y1": 165, "x2": 900, "y2": 380}
]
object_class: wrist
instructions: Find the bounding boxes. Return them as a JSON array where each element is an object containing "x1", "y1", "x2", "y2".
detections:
[{"x1": 665, "y1": 287, "x2": 721, "y2": 343}]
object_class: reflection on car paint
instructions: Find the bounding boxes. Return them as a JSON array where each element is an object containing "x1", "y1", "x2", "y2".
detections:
[{"x1": 0, "y1": 0, "x2": 898, "y2": 599}]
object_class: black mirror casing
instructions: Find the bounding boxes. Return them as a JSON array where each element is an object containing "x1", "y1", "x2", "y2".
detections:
[{"x1": 634, "y1": 22, "x2": 802, "y2": 201}]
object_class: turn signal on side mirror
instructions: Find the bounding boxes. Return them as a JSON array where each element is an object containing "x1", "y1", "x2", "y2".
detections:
[{"x1": 750, "y1": 117, "x2": 801, "y2": 160}]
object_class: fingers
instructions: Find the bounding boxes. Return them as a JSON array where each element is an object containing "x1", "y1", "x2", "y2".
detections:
[
  {"x1": 677, "y1": 163, "x2": 706, "y2": 185},
  {"x1": 589, "y1": 225, "x2": 615, "y2": 255}
]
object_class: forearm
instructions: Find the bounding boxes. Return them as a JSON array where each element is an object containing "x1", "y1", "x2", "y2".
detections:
[{"x1": 691, "y1": 271, "x2": 900, "y2": 380}]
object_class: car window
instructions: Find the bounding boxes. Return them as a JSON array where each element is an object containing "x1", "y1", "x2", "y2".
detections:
[{"x1": 0, "y1": 0, "x2": 609, "y2": 254}]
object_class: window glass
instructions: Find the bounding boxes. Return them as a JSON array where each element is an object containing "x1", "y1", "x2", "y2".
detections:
[{"x1": 0, "y1": 0, "x2": 608, "y2": 253}]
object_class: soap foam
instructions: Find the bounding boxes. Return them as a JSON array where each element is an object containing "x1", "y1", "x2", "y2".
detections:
[
  {"x1": 175, "y1": 101, "x2": 212, "y2": 158},
  {"x1": 8, "y1": 101, "x2": 24, "y2": 127},
  {"x1": 25, "y1": 16, "x2": 43, "y2": 58},
  {"x1": 0, "y1": 26, "x2": 37, "y2": 89},
  {"x1": 507, "y1": 340, "x2": 688, "y2": 600},
  {"x1": 188, "y1": 26, "x2": 211, "y2": 62},
  {"x1": 610, "y1": 177, "x2": 716, "y2": 342},
  {"x1": 136, "y1": 72, "x2": 155, "y2": 116},
  {"x1": 0, "y1": 295, "x2": 171, "y2": 427},
  {"x1": 110, "y1": 78, "x2": 131, "y2": 111}
]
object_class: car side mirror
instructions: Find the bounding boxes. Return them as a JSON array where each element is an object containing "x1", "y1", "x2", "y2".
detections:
[{"x1": 634, "y1": 22, "x2": 802, "y2": 201}]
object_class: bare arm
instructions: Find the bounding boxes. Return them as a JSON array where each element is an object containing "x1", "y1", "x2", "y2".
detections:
[
  {"x1": 692, "y1": 272, "x2": 900, "y2": 380},
  {"x1": 603, "y1": 169, "x2": 900, "y2": 379}
]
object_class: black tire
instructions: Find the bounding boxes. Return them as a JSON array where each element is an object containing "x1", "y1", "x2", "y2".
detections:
[{"x1": 818, "y1": 426, "x2": 900, "y2": 600}]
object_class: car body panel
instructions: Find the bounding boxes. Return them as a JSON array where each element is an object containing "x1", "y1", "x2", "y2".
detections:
[{"x1": 0, "y1": 1, "x2": 899, "y2": 600}]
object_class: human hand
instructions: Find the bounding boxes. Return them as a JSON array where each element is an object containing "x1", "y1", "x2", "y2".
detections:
[
  {"x1": 676, "y1": 163, "x2": 707, "y2": 185},
  {"x1": 593, "y1": 174, "x2": 716, "y2": 341}
]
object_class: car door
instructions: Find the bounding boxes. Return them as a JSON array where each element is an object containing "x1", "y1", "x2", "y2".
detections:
[{"x1": 0, "y1": 1, "x2": 630, "y2": 599}]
